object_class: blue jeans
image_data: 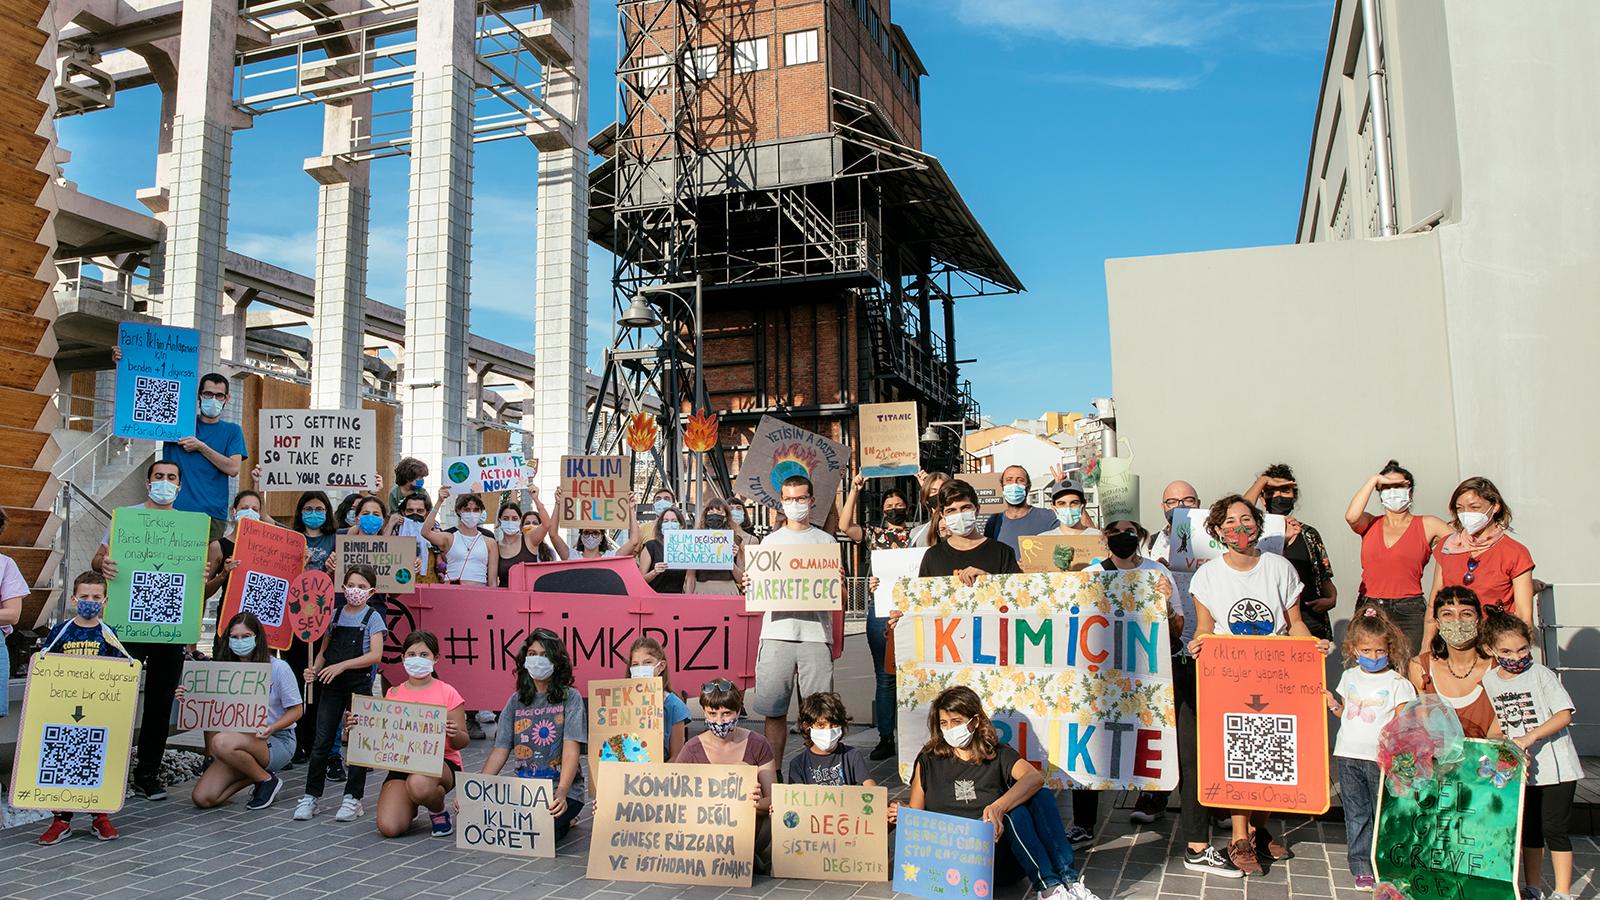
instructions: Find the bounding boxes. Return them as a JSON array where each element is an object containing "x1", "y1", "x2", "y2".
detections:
[
  {"x1": 866, "y1": 607, "x2": 895, "y2": 740},
  {"x1": 1337, "y1": 757, "x2": 1380, "y2": 878},
  {"x1": 1002, "y1": 789, "x2": 1079, "y2": 890}
]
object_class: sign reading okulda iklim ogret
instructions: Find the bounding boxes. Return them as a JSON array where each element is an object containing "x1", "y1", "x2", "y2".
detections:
[{"x1": 891, "y1": 570, "x2": 1178, "y2": 792}]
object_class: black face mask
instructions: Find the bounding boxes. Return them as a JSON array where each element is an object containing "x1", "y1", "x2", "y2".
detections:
[
  {"x1": 1265, "y1": 495, "x2": 1296, "y2": 516},
  {"x1": 883, "y1": 508, "x2": 908, "y2": 526},
  {"x1": 405, "y1": 513, "x2": 426, "y2": 523},
  {"x1": 704, "y1": 515, "x2": 727, "y2": 529},
  {"x1": 1107, "y1": 531, "x2": 1141, "y2": 559}
]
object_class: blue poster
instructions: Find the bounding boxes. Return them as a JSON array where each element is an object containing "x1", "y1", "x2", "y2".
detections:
[
  {"x1": 892, "y1": 807, "x2": 996, "y2": 900},
  {"x1": 114, "y1": 322, "x2": 200, "y2": 442}
]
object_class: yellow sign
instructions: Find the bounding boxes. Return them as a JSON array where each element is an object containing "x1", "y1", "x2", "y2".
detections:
[
  {"x1": 588, "y1": 677, "x2": 666, "y2": 798},
  {"x1": 9, "y1": 653, "x2": 142, "y2": 813}
]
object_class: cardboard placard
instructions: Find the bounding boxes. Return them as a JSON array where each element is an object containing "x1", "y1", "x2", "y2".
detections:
[
  {"x1": 257, "y1": 408, "x2": 377, "y2": 491},
  {"x1": 286, "y1": 570, "x2": 336, "y2": 643},
  {"x1": 738, "y1": 415, "x2": 846, "y2": 525},
  {"x1": 335, "y1": 534, "x2": 417, "y2": 593},
  {"x1": 114, "y1": 322, "x2": 200, "y2": 442},
  {"x1": 1196, "y1": 635, "x2": 1329, "y2": 814},
  {"x1": 1016, "y1": 533, "x2": 1111, "y2": 573},
  {"x1": 220, "y1": 517, "x2": 308, "y2": 650},
  {"x1": 9, "y1": 654, "x2": 142, "y2": 813},
  {"x1": 1374, "y1": 738, "x2": 1523, "y2": 899},
  {"x1": 662, "y1": 529, "x2": 737, "y2": 570},
  {"x1": 967, "y1": 472, "x2": 1005, "y2": 516},
  {"x1": 455, "y1": 774, "x2": 557, "y2": 858},
  {"x1": 744, "y1": 543, "x2": 842, "y2": 612},
  {"x1": 892, "y1": 807, "x2": 996, "y2": 900},
  {"x1": 104, "y1": 506, "x2": 212, "y2": 644},
  {"x1": 587, "y1": 762, "x2": 758, "y2": 886},
  {"x1": 176, "y1": 661, "x2": 273, "y2": 733},
  {"x1": 444, "y1": 453, "x2": 537, "y2": 494},
  {"x1": 772, "y1": 784, "x2": 888, "y2": 881},
  {"x1": 892, "y1": 571, "x2": 1178, "y2": 791},
  {"x1": 859, "y1": 401, "x2": 919, "y2": 479},
  {"x1": 557, "y1": 455, "x2": 630, "y2": 528},
  {"x1": 1166, "y1": 508, "x2": 1288, "y2": 570},
  {"x1": 871, "y1": 547, "x2": 927, "y2": 616},
  {"x1": 346, "y1": 695, "x2": 447, "y2": 776},
  {"x1": 588, "y1": 677, "x2": 666, "y2": 794}
]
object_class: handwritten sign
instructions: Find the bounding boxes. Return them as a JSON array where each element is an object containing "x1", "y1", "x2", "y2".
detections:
[
  {"x1": 220, "y1": 516, "x2": 307, "y2": 650},
  {"x1": 871, "y1": 547, "x2": 927, "y2": 617},
  {"x1": 773, "y1": 784, "x2": 888, "y2": 881},
  {"x1": 104, "y1": 506, "x2": 211, "y2": 644},
  {"x1": 662, "y1": 529, "x2": 736, "y2": 570},
  {"x1": 114, "y1": 322, "x2": 199, "y2": 442},
  {"x1": 257, "y1": 408, "x2": 376, "y2": 491},
  {"x1": 892, "y1": 571, "x2": 1177, "y2": 791},
  {"x1": 589, "y1": 677, "x2": 665, "y2": 797},
  {"x1": 892, "y1": 807, "x2": 995, "y2": 900},
  {"x1": 745, "y1": 543, "x2": 841, "y2": 612},
  {"x1": 456, "y1": 773, "x2": 556, "y2": 858},
  {"x1": 346, "y1": 695, "x2": 447, "y2": 776},
  {"x1": 335, "y1": 534, "x2": 416, "y2": 594},
  {"x1": 286, "y1": 570, "x2": 336, "y2": 643},
  {"x1": 9, "y1": 654, "x2": 142, "y2": 813},
  {"x1": 1017, "y1": 533, "x2": 1110, "y2": 573},
  {"x1": 444, "y1": 453, "x2": 537, "y2": 494},
  {"x1": 587, "y1": 762, "x2": 758, "y2": 886},
  {"x1": 739, "y1": 415, "x2": 846, "y2": 525},
  {"x1": 176, "y1": 661, "x2": 272, "y2": 733},
  {"x1": 859, "y1": 401, "x2": 919, "y2": 478},
  {"x1": 557, "y1": 455, "x2": 630, "y2": 528},
  {"x1": 1196, "y1": 635, "x2": 1329, "y2": 814},
  {"x1": 1374, "y1": 738, "x2": 1523, "y2": 900}
]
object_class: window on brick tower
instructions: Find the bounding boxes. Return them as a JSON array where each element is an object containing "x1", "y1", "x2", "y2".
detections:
[
  {"x1": 690, "y1": 46, "x2": 718, "y2": 80},
  {"x1": 784, "y1": 30, "x2": 818, "y2": 66},
  {"x1": 733, "y1": 38, "x2": 768, "y2": 74},
  {"x1": 640, "y1": 54, "x2": 669, "y2": 95}
]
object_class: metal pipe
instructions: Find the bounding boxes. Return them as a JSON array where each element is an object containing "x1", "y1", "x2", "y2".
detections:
[{"x1": 1360, "y1": 0, "x2": 1398, "y2": 237}]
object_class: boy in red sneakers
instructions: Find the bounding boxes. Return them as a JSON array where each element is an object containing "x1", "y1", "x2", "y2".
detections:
[{"x1": 36, "y1": 571, "x2": 129, "y2": 845}]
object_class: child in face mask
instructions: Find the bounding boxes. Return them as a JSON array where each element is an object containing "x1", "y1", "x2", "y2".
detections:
[
  {"x1": 787, "y1": 692, "x2": 875, "y2": 787},
  {"x1": 893, "y1": 686, "x2": 1099, "y2": 900},
  {"x1": 370, "y1": 631, "x2": 468, "y2": 838},
  {"x1": 627, "y1": 637, "x2": 691, "y2": 760},
  {"x1": 295, "y1": 566, "x2": 386, "y2": 824},
  {"x1": 470, "y1": 629, "x2": 586, "y2": 840},
  {"x1": 673, "y1": 679, "x2": 774, "y2": 873},
  {"x1": 421, "y1": 487, "x2": 497, "y2": 587}
]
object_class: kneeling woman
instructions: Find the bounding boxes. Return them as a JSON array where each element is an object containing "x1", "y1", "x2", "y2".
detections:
[
  {"x1": 188, "y1": 612, "x2": 303, "y2": 810},
  {"x1": 894, "y1": 686, "x2": 1101, "y2": 900},
  {"x1": 365, "y1": 631, "x2": 469, "y2": 837}
]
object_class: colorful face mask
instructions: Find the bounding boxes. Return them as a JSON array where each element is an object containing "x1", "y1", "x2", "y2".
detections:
[
  {"x1": 1496, "y1": 654, "x2": 1534, "y2": 675},
  {"x1": 1438, "y1": 619, "x2": 1479, "y2": 648},
  {"x1": 705, "y1": 718, "x2": 737, "y2": 739},
  {"x1": 1220, "y1": 523, "x2": 1257, "y2": 551}
]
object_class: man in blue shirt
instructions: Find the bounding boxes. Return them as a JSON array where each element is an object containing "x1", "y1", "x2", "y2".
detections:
[{"x1": 163, "y1": 372, "x2": 246, "y2": 542}]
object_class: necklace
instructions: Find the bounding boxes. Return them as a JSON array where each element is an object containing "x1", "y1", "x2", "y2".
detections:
[{"x1": 1443, "y1": 655, "x2": 1478, "y2": 680}]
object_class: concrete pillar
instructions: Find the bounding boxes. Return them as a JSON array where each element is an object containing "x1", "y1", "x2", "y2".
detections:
[
  {"x1": 532, "y1": 0, "x2": 589, "y2": 497},
  {"x1": 218, "y1": 286, "x2": 255, "y2": 364},
  {"x1": 401, "y1": 0, "x2": 475, "y2": 465},
  {"x1": 308, "y1": 93, "x2": 372, "y2": 410}
]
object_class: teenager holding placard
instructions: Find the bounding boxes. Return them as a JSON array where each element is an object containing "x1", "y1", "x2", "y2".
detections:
[
  {"x1": 187, "y1": 612, "x2": 303, "y2": 812},
  {"x1": 628, "y1": 637, "x2": 691, "y2": 760},
  {"x1": 685, "y1": 496, "x2": 746, "y2": 594},
  {"x1": 639, "y1": 505, "x2": 689, "y2": 593},
  {"x1": 374, "y1": 631, "x2": 469, "y2": 838},
  {"x1": 295, "y1": 564, "x2": 386, "y2": 823},
  {"x1": 892, "y1": 686, "x2": 1100, "y2": 900},
  {"x1": 204, "y1": 491, "x2": 266, "y2": 598},
  {"x1": 423, "y1": 486, "x2": 496, "y2": 587},
  {"x1": 285, "y1": 489, "x2": 337, "y2": 765},
  {"x1": 673, "y1": 680, "x2": 775, "y2": 874},
  {"x1": 494, "y1": 496, "x2": 559, "y2": 586}
]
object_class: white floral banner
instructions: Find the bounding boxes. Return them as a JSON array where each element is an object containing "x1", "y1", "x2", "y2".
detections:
[{"x1": 892, "y1": 571, "x2": 1178, "y2": 791}]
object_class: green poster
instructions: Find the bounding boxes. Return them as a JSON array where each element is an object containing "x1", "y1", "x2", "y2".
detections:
[
  {"x1": 104, "y1": 507, "x2": 212, "y2": 644},
  {"x1": 1374, "y1": 738, "x2": 1523, "y2": 900}
]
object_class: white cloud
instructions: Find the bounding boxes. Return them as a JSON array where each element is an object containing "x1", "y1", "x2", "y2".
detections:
[
  {"x1": 952, "y1": 0, "x2": 1237, "y2": 49},
  {"x1": 230, "y1": 229, "x2": 317, "y2": 275},
  {"x1": 1037, "y1": 62, "x2": 1215, "y2": 92}
]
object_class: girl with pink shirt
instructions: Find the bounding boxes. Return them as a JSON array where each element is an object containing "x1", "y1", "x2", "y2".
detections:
[{"x1": 364, "y1": 631, "x2": 469, "y2": 837}]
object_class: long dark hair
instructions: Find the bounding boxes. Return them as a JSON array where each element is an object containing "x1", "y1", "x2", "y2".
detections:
[
  {"x1": 515, "y1": 629, "x2": 572, "y2": 705},
  {"x1": 1431, "y1": 585, "x2": 1489, "y2": 659},
  {"x1": 213, "y1": 611, "x2": 271, "y2": 663},
  {"x1": 292, "y1": 490, "x2": 333, "y2": 534}
]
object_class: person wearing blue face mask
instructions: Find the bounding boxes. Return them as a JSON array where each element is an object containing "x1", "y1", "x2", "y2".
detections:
[
  {"x1": 161, "y1": 373, "x2": 247, "y2": 544},
  {"x1": 203, "y1": 490, "x2": 268, "y2": 599},
  {"x1": 1042, "y1": 481, "x2": 1102, "y2": 538},
  {"x1": 386, "y1": 457, "x2": 429, "y2": 517},
  {"x1": 343, "y1": 495, "x2": 390, "y2": 538},
  {"x1": 983, "y1": 464, "x2": 1059, "y2": 554},
  {"x1": 638, "y1": 506, "x2": 689, "y2": 594}
]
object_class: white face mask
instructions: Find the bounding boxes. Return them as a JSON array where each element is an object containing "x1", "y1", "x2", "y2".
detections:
[
  {"x1": 500, "y1": 519, "x2": 521, "y2": 536},
  {"x1": 581, "y1": 534, "x2": 602, "y2": 550},
  {"x1": 944, "y1": 510, "x2": 977, "y2": 536},
  {"x1": 782, "y1": 500, "x2": 811, "y2": 523},
  {"x1": 1458, "y1": 510, "x2": 1492, "y2": 535},
  {"x1": 731, "y1": 508, "x2": 746, "y2": 525},
  {"x1": 402, "y1": 656, "x2": 434, "y2": 679},
  {"x1": 810, "y1": 726, "x2": 843, "y2": 753},
  {"x1": 524, "y1": 654, "x2": 555, "y2": 680},
  {"x1": 1379, "y1": 488, "x2": 1412, "y2": 513},
  {"x1": 941, "y1": 720, "x2": 974, "y2": 749},
  {"x1": 629, "y1": 663, "x2": 660, "y2": 679},
  {"x1": 459, "y1": 511, "x2": 485, "y2": 530}
]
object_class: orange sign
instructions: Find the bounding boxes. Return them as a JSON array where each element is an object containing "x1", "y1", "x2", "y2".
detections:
[
  {"x1": 221, "y1": 517, "x2": 308, "y2": 651},
  {"x1": 1195, "y1": 635, "x2": 1329, "y2": 815}
]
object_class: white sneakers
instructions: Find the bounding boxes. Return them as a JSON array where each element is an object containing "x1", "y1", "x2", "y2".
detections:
[
  {"x1": 1041, "y1": 881, "x2": 1101, "y2": 900},
  {"x1": 334, "y1": 796, "x2": 363, "y2": 822},
  {"x1": 292, "y1": 796, "x2": 317, "y2": 821}
]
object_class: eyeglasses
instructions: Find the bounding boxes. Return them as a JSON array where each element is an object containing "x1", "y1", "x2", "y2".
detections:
[
  {"x1": 701, "y1": 678, "x2": 735, "y2": 694},
  {"x1": 1162, "y1": 497, "x2": 1200, "y2": 508},
  {"x1": 1463, "y1": 558, "x2": 1480, "y2": 585},
  {"x1": 200, "y1": 390, "x2": 228, "y2": 401}
]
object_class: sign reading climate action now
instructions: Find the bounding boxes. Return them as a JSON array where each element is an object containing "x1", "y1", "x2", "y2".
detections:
[
  {"x1": 744, "y1": 543, "x2": 841, "y2": 611},
  {"x1": 257, "y1": 408, "x2": 376, "y2": 491},
  {"x1": 587, "y1": 762, "x2": 757, "y2": 887}
]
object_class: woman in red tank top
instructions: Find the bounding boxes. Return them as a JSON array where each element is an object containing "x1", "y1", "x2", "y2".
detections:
[
  {"x1": 1345, "y1": 461, "x2": 1453, "y2": 654},
  {"x1": 1407, "y1": 586, "x2": 1501, "y2": 739}
]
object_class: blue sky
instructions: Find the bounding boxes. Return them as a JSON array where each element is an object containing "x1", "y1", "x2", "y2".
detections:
[{"x1": 59, "y1": 0, "x2": 1330, "y2": 425}]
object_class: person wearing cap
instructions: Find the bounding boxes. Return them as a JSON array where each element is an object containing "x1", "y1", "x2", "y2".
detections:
[
  {"x1": 983, "y1": 464, "x2": 1058, "y2": 553},
  {"x1": 1041, "y1": 481, "x2": 1102, "y2": 537}
]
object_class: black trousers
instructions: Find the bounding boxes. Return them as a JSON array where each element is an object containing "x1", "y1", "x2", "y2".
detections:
[
  {"x1": 126, "y1": 642, "x2": 185, "y2": 782},
  {"x1": 303, "y1": 681, "x2": 371, "y2": 800},
  {"x1": 1173, "y1": 656, "x2": 1209, "y2": 844}
]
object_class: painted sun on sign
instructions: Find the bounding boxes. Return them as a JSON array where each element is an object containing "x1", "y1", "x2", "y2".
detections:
[
  {"x1": 625, "y1": 412, "x2": 658, "y2": 453},
  {"x1": 685, "y1": 409, "x2": 719, "y2": 453},
  {"x1": 768, "y1": 444, "x2": 823, "y2": 490}
]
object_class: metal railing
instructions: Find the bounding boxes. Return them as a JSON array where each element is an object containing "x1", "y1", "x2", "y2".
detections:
[
  {"x1": 52, "y1": 418, "x2": 156, "y2": 489},
  {"x1": 50, "y1": 480, "x2": 112, "y2": 623}
]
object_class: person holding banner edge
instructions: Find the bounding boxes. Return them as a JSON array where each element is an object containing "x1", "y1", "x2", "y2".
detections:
[
  {"x1": 685, "y1": 495, "x2": 747, "y2": 594},
  {"x1": 843, "y1": 474, "x2": 913, "y2": 761},
  {"x1": 639, "y1": 505, "x2": 690, "y2": 593}
]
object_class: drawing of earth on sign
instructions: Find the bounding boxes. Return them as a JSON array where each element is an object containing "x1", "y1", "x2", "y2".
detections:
[
  {"x1": 598, "y1": 733, "x2": 650, "y2": 763},
  {"x1": 782, "y1": 810, "x2": 800, "y2": 829},
  {"x1": 446, "y1": 460, "x2": 472, "y2": 485},
  {"x1": 1227, "y1": 599, "x2": 1275, "y2": 635},
  {"x1": 768, "y1": 445, "x2": 823, "y2": 490},
  {"x1": 393, "y1": 566, "x2": 412, "y2": 586}
]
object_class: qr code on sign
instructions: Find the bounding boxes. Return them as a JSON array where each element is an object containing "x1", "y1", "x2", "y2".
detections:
[
  {"x1": 129, "y1": 571, "x2": 186, "y2": 624},
  {"x1": 241, "y1": 571, "x2": 288, "y2": 627},
  {"x1": 131, "y1": 376, "x2": 181, "y2": 426},
  {"x1": 38, "y1": 723, "x2": 108, "y2": 789},
  {"x1": 1224, "y1": 713, "x2": 1298, "y2": 785}
]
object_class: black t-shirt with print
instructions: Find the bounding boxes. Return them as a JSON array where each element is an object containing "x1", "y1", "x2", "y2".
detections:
[
  {"x1": 914, "y1": 744, "x2": 1023, "y2": 819},
  {"x1": 917, "y1": 539, "x2": 1021, "y2": 579}
]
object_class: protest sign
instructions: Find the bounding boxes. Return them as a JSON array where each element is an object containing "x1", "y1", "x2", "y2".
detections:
[
  {"x1": 859, "y1": 401, "x2": 919, "y2": 478},
  {"x1": 9, "y1": 654, "x2": 141, "y2": 813},
  {"x1": 772, "y1": 784, "x2": 888, "y2": 881},
  {"x1": 444, "y1": 452, "x2": 537, "y2": 494},
  {"x1": 892, "y1": 570, "x2": 1177, "y2": 791},
  {"x1": 589, "y1": 677, "x2": 666, "y2": 796},
  {"x1": 175, "y1": 661, "x2": 272, "y2": 733},
  {"x1": 871, "y1": 547, "x2": 927, "y2": 616},
  {"x1": 104, "y1": 506, "x2": 211, "y2": 644},
  {"x1": 346, "y1": 695, "x2": 447, "y2": 776},
  {"x1": 1374, "y1": 738, "x2": 1523, "y2": 900},
  {"x1": 335, "y1": 534, "x2": 416, "y2": 593},
  {"x1": 738, "y1": 415, "x2": 846, "y2": 525},
  {"x1": 892, "y1": 807, "x2": 995, "y2": 900},
  {"x1": 220, "y1": 516, "x2": 307, "y2": 650},
  {"x1": 1166, "y1": 508, "x2": 1288, "y2": 570},
  {"x1": 114, "y1": 322, "x2": 200, "y2": 442},
  {"x1": 286, "y1": 570, "x2": 336, "y2": 643},
  {"x1": 1196, "y1": 635, "x2": 1329, "y2": 814},
  {"x1": 745, "y1": 543, "x2": 841, "y2": 612},
  {"x1": 968, "y1": 472, "x2": 1004, "y2": 515},
  {"x1": 456, "y1": 774, "x2": 557, "y2": 858},
  {"x1": 257, "y1": 408, "x2": 376, "y2": 491},
  {"x1": 1017, "y1": 533, "x2": 1111, "y2": 573},
  {"x1": 587, "y1": 762, "x2": 758, "y2": 886},
  {"x1": 662, "y1": 529, "x2": 736, "y2": 570},
  {"x1": 1096, "y1": 461, "x2": 1140, "y2": 525},
  {"x1": 557, "y1": 455, "x2": 630, "y2": 528}
]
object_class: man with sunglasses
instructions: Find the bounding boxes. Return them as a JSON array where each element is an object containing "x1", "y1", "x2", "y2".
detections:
[
  {"x1": 162, "y1": 373, "x2": 247, "y2": 543},
  {"x1": 1244, "y1": 464, "x2": 1337, "y2": 642}
]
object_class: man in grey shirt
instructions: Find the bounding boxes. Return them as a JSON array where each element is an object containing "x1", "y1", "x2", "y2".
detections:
[{"x1": 985, "y1": 464, "x2": 1058, "y2": 553}]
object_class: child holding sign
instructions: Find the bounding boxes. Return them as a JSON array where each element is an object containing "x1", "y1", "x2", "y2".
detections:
[
  {"x1": 893, "y1": 686, "x2": 1099, "y2": 900},
  {"x1": 628, "y1": 637, "x2": 691, "y2": 760},
  {"x1": 37, "y1": 572, "x2": 129, "y2": 845},
  {"x1": 674, "y1": 680, "x2": 775, "y2": 873},
  {"x1": 295, "y1": 565, "x2": 386, "y2": 823},
  {"x1": 374, "y1": 631, "x2": 469, "y2": 838}
]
